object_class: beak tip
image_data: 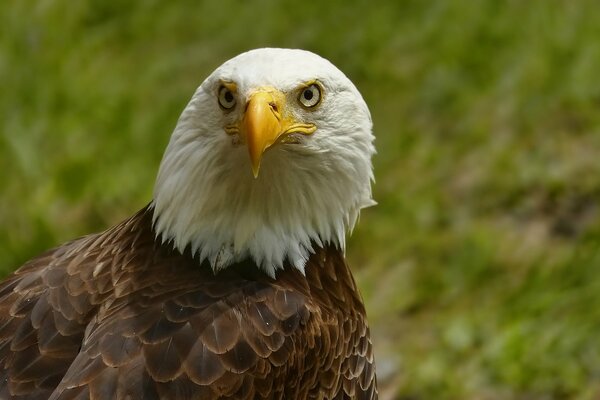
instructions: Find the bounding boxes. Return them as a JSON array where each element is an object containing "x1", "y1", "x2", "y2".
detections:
[{"x1": 251, "y1": 164, "x2": 260, "y2": 179}]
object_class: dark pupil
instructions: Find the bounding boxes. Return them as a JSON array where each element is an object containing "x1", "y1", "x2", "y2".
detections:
[
  {"x1": 224, "y1": 91, "x2": 234, "y2": 103},
  {"x1": 303, "y1": 89, "x2": 314, "y2": 101}
]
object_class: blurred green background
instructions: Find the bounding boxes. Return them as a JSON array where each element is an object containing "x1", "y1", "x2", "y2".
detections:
[{"x1": 2, "y1": 1, "x2": 600, "y2": 399}]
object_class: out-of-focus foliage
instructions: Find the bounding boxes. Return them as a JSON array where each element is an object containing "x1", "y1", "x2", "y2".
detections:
[{"x1": 1, "y1": 1, "x2": 600, "y2": 398}]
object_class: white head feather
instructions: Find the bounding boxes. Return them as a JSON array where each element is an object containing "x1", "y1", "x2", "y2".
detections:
[{"x1": 152, "y1": 48, "x2": 375, "y2": 277}]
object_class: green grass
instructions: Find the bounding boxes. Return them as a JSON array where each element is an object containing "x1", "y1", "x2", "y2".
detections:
[{"x1": 2, "y1": 1, "x2": 600, "y2": 398}]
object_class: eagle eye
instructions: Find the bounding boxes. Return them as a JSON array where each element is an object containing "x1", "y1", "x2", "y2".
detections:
[
  {"x1": 218, "y1": 85, "x2": 236, "y2": 110},
  {"x1": 298, "y1": 84, "x2": 321, "y2": 108}
]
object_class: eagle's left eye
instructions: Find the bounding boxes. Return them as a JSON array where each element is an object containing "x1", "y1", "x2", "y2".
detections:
[
  {"x1": 218, "y1": 86, "x2": 236, "y2": 110},
  {"x1": 298, "y1": 84, "x2": 321, "y2": 108}
]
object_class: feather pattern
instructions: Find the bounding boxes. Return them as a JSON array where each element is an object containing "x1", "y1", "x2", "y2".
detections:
[{"x1": 0, "y1": 207, "x2": 377, "y2": 399}]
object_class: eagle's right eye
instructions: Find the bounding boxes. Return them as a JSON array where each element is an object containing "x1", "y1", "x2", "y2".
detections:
[
  {"x1": 298, "y1": 83, "x2": 322, "y2": 108},
  {"x1": 218, "y1": 86, "x2": 236, "y2": 110}
]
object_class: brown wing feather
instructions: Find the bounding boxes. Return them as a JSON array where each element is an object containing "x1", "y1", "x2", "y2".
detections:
[
  {"x1": 0, "y1": 207, "x2": 377, "y2": 399},
  {"x1": 50, "y1": 278, "x2": 311, "y2": 399},
  {"x1": 0, "y1": 238, "x2": 101, "y2": 399}
]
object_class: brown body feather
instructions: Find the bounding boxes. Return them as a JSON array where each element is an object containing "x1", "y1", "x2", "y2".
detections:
[{"x1": 0, "y1": 206, "x2": 377, "y2": 399}]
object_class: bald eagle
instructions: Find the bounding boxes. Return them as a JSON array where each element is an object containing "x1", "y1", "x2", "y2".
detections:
[{"x1": 0, "y1": 48, "x2": 377, "y2": 399}]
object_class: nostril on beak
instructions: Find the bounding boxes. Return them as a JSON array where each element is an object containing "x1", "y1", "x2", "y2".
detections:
[{"x1": 269, "y1": 102, "x2": 278, "y2": 112}]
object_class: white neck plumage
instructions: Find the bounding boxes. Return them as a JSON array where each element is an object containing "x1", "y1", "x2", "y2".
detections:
[
  {"x1": 152, "y1": 107, "x2": 374, "y2": 278},
  {"x1": 152, "y1": 131, "x2": 374, "y2": 278}
]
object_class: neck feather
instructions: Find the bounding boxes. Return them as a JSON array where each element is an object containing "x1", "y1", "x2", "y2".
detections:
[{"x1": 152, "y1": 99, "x2": 374, "y2": 277}]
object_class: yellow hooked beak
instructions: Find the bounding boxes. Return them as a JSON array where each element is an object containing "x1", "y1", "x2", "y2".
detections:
[{"x1": 241, "y1": 89, "x2": 316, "y2": 177}]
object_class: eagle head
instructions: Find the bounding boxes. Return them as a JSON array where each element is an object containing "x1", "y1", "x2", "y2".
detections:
[{"x1": 152, "y1": 48, "x2": 375, "y2": 277}]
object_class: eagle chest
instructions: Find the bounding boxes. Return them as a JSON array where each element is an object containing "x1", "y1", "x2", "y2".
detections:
[{"x1": 0, "y1": 220, "x2": 375, "y2": 400}]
